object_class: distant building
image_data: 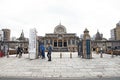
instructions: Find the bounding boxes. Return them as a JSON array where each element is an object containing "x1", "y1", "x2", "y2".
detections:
[
  {"x1": 17, "y1": 30, "x2": 28, "y2": 41},
  {"x1": 91, "y1": 35, "x2": 96, "y2": 40},
  {"x1": 95, "y1": 30, "x2": 103, "y2": 40},
  {"x1": 11, "y1": 37, "x2": 17, "y2": 41},
  {"x1": 2, "y1": 29, "x2": 10, "y2": 41},
  {"x1": 116, "y1": 21, "x2": 120, "y2": 40},
  {"x1": 0, "y1": 30, "x2": 3, "y2": 41},
  {"x1": 111, "y1": 21, "x2": 120, "y2": 40},
  {"x1": 111, "y1": 28, "x2": 116, "y2": 40}
]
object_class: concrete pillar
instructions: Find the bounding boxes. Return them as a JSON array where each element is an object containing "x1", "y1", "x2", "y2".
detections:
[
  {"x1": 57, "y1": 40, "x2": 58, "y2": 47},
  {"x1": 62, "y1": 40, "x2": 64, "y2": 47},
  {"x1": 67, "y1": 40, "x2": 68, "y2": 47},
  {"x1": 52, "y1": 40, "x2": 54, "y2": 47},
  {"x1": 71, "y1": 39, "x2": 72, "y2": 45},
  {"x1": 70, "y1": 52, "x2": 72, "y2": 58},
  {"x1": 75, "y1": 40, "x2": 76, "y2": 45},
  {"x1": 82, "y1": 28, "x2": 92, "y2": 59},
  {"x1": 44, "y1": 40, "x2": 46, "y2": 46}
]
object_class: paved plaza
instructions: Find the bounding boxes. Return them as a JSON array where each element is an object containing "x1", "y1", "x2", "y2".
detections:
[{"x1": 0, "y1": 52, "x2": 120, "y2": 79}]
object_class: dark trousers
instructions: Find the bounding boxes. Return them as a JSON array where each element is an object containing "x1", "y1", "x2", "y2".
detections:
[
  {"x1": 41, "y1": 50, "x2": 45, "y2": 59},
  {"x1": 16, "y1": 51, "x2": 19, "y2": 57},
  {"x1": 47, "y1": 52, "x2": 51, "y2": 61},
  {"x1": 16, "y1": 51, "x2": 22, "y2": 58}
]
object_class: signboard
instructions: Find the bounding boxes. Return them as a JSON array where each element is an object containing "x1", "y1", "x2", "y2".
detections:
[
  {"x1": 86, "y1": 39, "x2": 91, "y2": 59},
  {"x1": 29, "y1": 28, "x2": 37, "y2": 59}
]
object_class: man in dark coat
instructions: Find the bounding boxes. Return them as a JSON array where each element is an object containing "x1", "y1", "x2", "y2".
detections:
[
  {"x1": 16, "y1": 46, "x2": 23, "y2": 58},
  {"x1": 47, "y1": 43, "x2": 52, "y2": 61}
]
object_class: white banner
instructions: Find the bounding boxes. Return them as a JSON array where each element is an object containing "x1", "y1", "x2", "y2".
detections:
[{"x1": 29, "y1": 28, "x2": 37, "y2": 59}]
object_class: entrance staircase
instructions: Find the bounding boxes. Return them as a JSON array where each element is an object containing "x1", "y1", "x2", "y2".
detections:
[{"x1": 52, "y1": 47, "x2": 68, "y2": 52}]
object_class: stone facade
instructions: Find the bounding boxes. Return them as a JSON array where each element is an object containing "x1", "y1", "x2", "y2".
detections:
[
  {"x1": 95, "y1": 31, "x2": 102, "y2": 40},
  {"x1": 39, "y1": 23, "x2": 79, "y2": 52},
  {"x1": 82, "y1": 28, "x2": 92, "y2": 59},
  {"x1": 0, "y1": 30, "x2": 29, "y2": 54},
  {"x1": 91, "y1": 40, "x2": 120, "y2": 52},
  {"x1": 2, "y1": 29, "x2": 10, "y2": 41},
  {"x1": 116, "y1": 22, "x2": 120, "y2": 40},
  {"x1": 111, "y1": 21, "x2": 120, "y2": 40}
]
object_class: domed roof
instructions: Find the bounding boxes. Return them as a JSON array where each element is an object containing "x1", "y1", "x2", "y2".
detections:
[{"x1": 54, "y1": 23, "x2": 67, "y2": 34}]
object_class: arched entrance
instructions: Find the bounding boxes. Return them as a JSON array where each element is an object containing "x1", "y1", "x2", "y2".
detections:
[
  {"x1": 54, "y1": 40, "x2": 57, "y2": 47},
  {"x1": 58, "y1": 40, "x2": 62, "y2": 47},
  {"x1": 64, "y1": 40, "x2": 67, "y2": 47}
]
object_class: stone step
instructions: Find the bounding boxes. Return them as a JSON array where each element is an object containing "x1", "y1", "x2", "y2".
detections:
[{"x1": 53, "y1": 47, "x2": 68, "y2": 52}]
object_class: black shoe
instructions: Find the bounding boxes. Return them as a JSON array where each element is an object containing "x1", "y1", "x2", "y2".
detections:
[{"x1": 48, "y1": 60, "x2": 51, "y2": 61}]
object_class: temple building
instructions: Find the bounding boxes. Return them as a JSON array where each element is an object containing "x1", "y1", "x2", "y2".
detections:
[
  {"x1": 95, "y1": 30, "x2": 103, "y2": 40},
  {"x1": 17, "y1": 30, "x2": 28, "y2": 41},
  {"x1": 38, "y1": 23, "x2": 79, "y2": 52}
]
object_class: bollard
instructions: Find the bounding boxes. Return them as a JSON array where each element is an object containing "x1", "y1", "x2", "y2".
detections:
[
  {"x1": 60, "y1": 52, "x2": 62, "y2": 58},
  {"x1": 111, "y1": 50, "x2": 114, "y2": 58},
  {"x1": 7, "y1": 52, "x2": 9, "y2": 58},
  {"x1": 70, "y1": 52, "x2": 72, "y2": 58},
  {"x1": 100, "y1": 52, "x2": 103, "y2": 58}
]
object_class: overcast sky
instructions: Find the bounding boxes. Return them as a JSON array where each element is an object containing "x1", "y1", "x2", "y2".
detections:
[{"x1": 0, "y1": 0, "x2": 120, "y2": 39}]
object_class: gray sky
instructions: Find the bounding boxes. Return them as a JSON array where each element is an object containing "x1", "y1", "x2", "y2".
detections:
[{"x1": 0, "y1": 0, "x2": 120, "y2": 39}]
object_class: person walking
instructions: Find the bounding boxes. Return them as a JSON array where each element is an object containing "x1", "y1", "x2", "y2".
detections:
[
  {"x1": 47, "y1": 43, "x2": 52, "y2": 61},
  {"x1": 19, "y1": 46, "x2": 23, "y2": 58},
  {"x1": 4, "y1": 45, "x2": 9, "y2": 58},
  {"x1": 100, "y1": 47, "x2": 103, "y2": 58},
  {"x1": 16, "y1": 45, "x2": 19, "y2": 57},
  {"x1": 41, "y1": 44, "x2": 45, "y2": 59},
  {"x1": 16, "y1": 45, "x2": 23, "y2": 58},
  {"x1": 38, "y1": 45, "x2": 42, "y2": 58}
]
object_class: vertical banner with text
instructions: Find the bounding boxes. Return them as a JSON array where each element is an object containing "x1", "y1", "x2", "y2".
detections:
[{"x1": 29, "y1": 28, "x2": 37, "y2": 59}]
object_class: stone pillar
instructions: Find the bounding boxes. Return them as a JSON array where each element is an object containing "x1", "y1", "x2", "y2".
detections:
[
  {"x1": 52, "y1": 40, "x2": 54, "y2": 47},
  {"x1": 71, "y1": 39, "x2": 72, "y2": 45},
  {"x1": 82, "y1": 41, "x2": 86, "y2": 58},
  {"x1": 57, "y1": 40, "x2": 58, "y2": 47},
  {"x1": 44, "y1": 40, "x2": 46, "y2": 46},
  {"x1": 67, "y1": 40, "x2": 68, "y2": 47},
  {"x1": 62, "y1": 40, "x2": 64, "y2": 47},
  {"x1": 75, "y1": 40, "x2": 76, "y2": 45},
  {"x1": 82, "y1": 28, "x2": 92, "y2": 59},
  {"x1": 29, "y1": 28, "x2": 37, "y2": 59},
  {"x1": 48, "y1": 39, "x2": 50, "y2": 44}
]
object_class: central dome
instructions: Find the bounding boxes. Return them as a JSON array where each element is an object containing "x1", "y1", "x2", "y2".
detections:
[{"x1": 54, "y1": 23, "x2": 67, "y2": 34}]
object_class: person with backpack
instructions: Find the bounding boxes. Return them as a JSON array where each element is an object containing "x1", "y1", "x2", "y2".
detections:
[{"x1": 40, "y1": 44, "x2": 45, "y2": 59}]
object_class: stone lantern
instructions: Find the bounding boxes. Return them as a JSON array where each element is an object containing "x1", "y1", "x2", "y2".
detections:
[{"x1": 82, "y1": 28, "x2": 92, "y2": 59}]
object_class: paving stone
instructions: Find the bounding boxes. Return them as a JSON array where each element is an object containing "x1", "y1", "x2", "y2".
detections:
[{"x1": 0, "y1": 52, "x2": 120, "y2": 78}]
